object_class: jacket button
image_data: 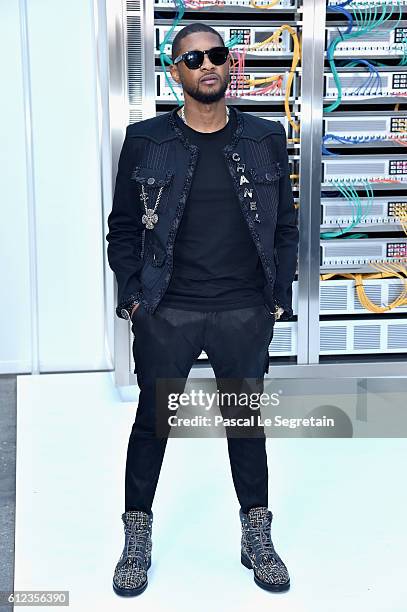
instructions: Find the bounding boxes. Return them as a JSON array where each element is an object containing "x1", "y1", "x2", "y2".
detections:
[{"x1": 147, "y1": 177, "x2": 155, "y2": 185}]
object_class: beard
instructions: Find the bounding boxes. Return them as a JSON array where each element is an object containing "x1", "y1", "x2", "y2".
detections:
[{"x1": 182, "y1": 73, "x2": 229, "y2": 104}]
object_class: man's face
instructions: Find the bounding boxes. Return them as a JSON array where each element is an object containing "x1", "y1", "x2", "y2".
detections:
[{"x1": 170, "y1": 32, "x2": 230, "y2": 104}]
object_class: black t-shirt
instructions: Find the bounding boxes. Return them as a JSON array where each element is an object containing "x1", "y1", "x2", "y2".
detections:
[{"x1": 160, "y1": 108, "x2": 266, "y2": 311}]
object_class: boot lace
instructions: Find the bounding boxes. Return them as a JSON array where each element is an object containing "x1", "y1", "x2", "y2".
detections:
[
  {"x1": 249, "y1": 518, "x2": 277, "y2": 563},
  {"x1": 124, "y1": 524, "x2": 149, "y2": 565}
]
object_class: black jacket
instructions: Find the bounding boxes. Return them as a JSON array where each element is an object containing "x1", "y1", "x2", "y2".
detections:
[{"x1": 106, "y1": 105, "x2": 299, "y2": 320}]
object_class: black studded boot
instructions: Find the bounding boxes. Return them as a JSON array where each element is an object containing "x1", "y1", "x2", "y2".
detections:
[
  {"x1": 239, "y1": 506, "x2": 290, "y2": 592},
  {"x1": 112, "y1": 510, "x2": 153, "y2": 596}
]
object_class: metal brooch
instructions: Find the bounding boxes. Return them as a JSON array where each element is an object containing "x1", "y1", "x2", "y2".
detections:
[{"x1": 140, "y1": 183, "x2": 164, "y2": 229}]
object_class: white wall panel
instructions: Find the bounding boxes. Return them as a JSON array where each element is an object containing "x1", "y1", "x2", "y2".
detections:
[
  {"x1": 28, "y1": 0, "x2": 106, "y2": 371},
  {"x1": 0, "y1": 0, "x2": 110, "y2": 373},
  {"x1": 0, "y1": 1, "x2": 31, "y2": 373}
]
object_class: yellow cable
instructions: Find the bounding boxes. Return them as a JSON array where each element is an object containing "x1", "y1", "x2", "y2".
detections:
[
  {"x1": 320, "y1": 260, "x2": 407, "y2": 312},
  {"x1": 250, "y1": 0, "x2": 282, "y2": 7},
  {"x1": 235, "y1": 25, "x2": 301, "y2": 133},
  {"x1": 393, "y1": 203, "x2": 407, "y2": 235}
]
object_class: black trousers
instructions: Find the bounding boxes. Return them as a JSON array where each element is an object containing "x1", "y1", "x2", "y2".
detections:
[{"x1": 125, "y1": 302, "x2": 275, "y2": 514}]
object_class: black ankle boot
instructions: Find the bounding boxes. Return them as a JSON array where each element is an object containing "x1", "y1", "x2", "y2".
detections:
[
  {"x1": 239, "y1": 506, "x2": 290, "y2": 592},
  {"x1": 112, "y1": 510, "x2": 153, "y2": 596}
]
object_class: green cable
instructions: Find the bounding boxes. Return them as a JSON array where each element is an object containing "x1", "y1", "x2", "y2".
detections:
[
  {"x1": 320, "y1": 179, "x2": 374, "y2": 239},
  {"x1": 158, "y1": 1, "x2": 185, "y2": 106}
]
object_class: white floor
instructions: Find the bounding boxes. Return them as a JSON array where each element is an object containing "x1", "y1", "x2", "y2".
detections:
[{"x1": 15, "y1": 372, "x2": 407, "y2": 612}]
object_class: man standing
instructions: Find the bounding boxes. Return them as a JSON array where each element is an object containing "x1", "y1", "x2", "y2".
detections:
[{"x1": 106, "y1": 23, "x2": 299, "y2": 597}]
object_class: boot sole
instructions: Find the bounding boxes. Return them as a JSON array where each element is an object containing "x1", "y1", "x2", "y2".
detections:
[
  {"x1": 241, "y1": 552, "x2": 290, "y2": 592},
  {"x1": 112, "y1": 558, "x2": 151, "y2": 597}
]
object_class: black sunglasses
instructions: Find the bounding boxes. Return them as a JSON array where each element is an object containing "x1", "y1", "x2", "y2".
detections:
[{"x1": 173, "y1": 46, "x2": 229, "y2": 70}]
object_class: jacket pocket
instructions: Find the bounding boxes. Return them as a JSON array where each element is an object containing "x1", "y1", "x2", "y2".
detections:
[
  {"x1": 143, "y1": 232, "x2": 167, "y2": 266},
  {"x1": 249, "y1": 161, "x2": 284, "y2": 216},
  {"x1": 140, "y1": 233, "x2": 167, "y2": 289},
  {"x1": 131, "y1": 166, "x2": 175, "y2": 215}
]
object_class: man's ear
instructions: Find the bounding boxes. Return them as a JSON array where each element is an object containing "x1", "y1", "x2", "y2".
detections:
[{"x1": 169, "y1": 65, "x2": 180, "y2": 84}]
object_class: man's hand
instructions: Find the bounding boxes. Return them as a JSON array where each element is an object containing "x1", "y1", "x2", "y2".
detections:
[{"x1": 275, "y1": 306, "x2": 284, "y2": 320}]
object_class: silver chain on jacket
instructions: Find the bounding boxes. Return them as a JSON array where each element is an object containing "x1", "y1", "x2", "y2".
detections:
[{"x1": 140, "y1": 184, "x2": 164, "y2": 229}]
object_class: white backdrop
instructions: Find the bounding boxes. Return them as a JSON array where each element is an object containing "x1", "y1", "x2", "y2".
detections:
[{"x1": 0, "y1": 0, "x2": 110, "y2": 374}]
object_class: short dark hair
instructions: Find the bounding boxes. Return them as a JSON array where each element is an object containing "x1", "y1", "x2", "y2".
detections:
[{"x1": 171, "y1": 23, "x2": 225, "y2": 62}]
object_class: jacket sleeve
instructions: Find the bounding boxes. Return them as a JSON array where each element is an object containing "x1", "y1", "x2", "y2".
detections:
[
  {"x1": 105, "y1": 127, "x2": 144, "y2": 319},
  {"x1": 272, "y1": 123, "x2": 299, "y2": 320}
]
